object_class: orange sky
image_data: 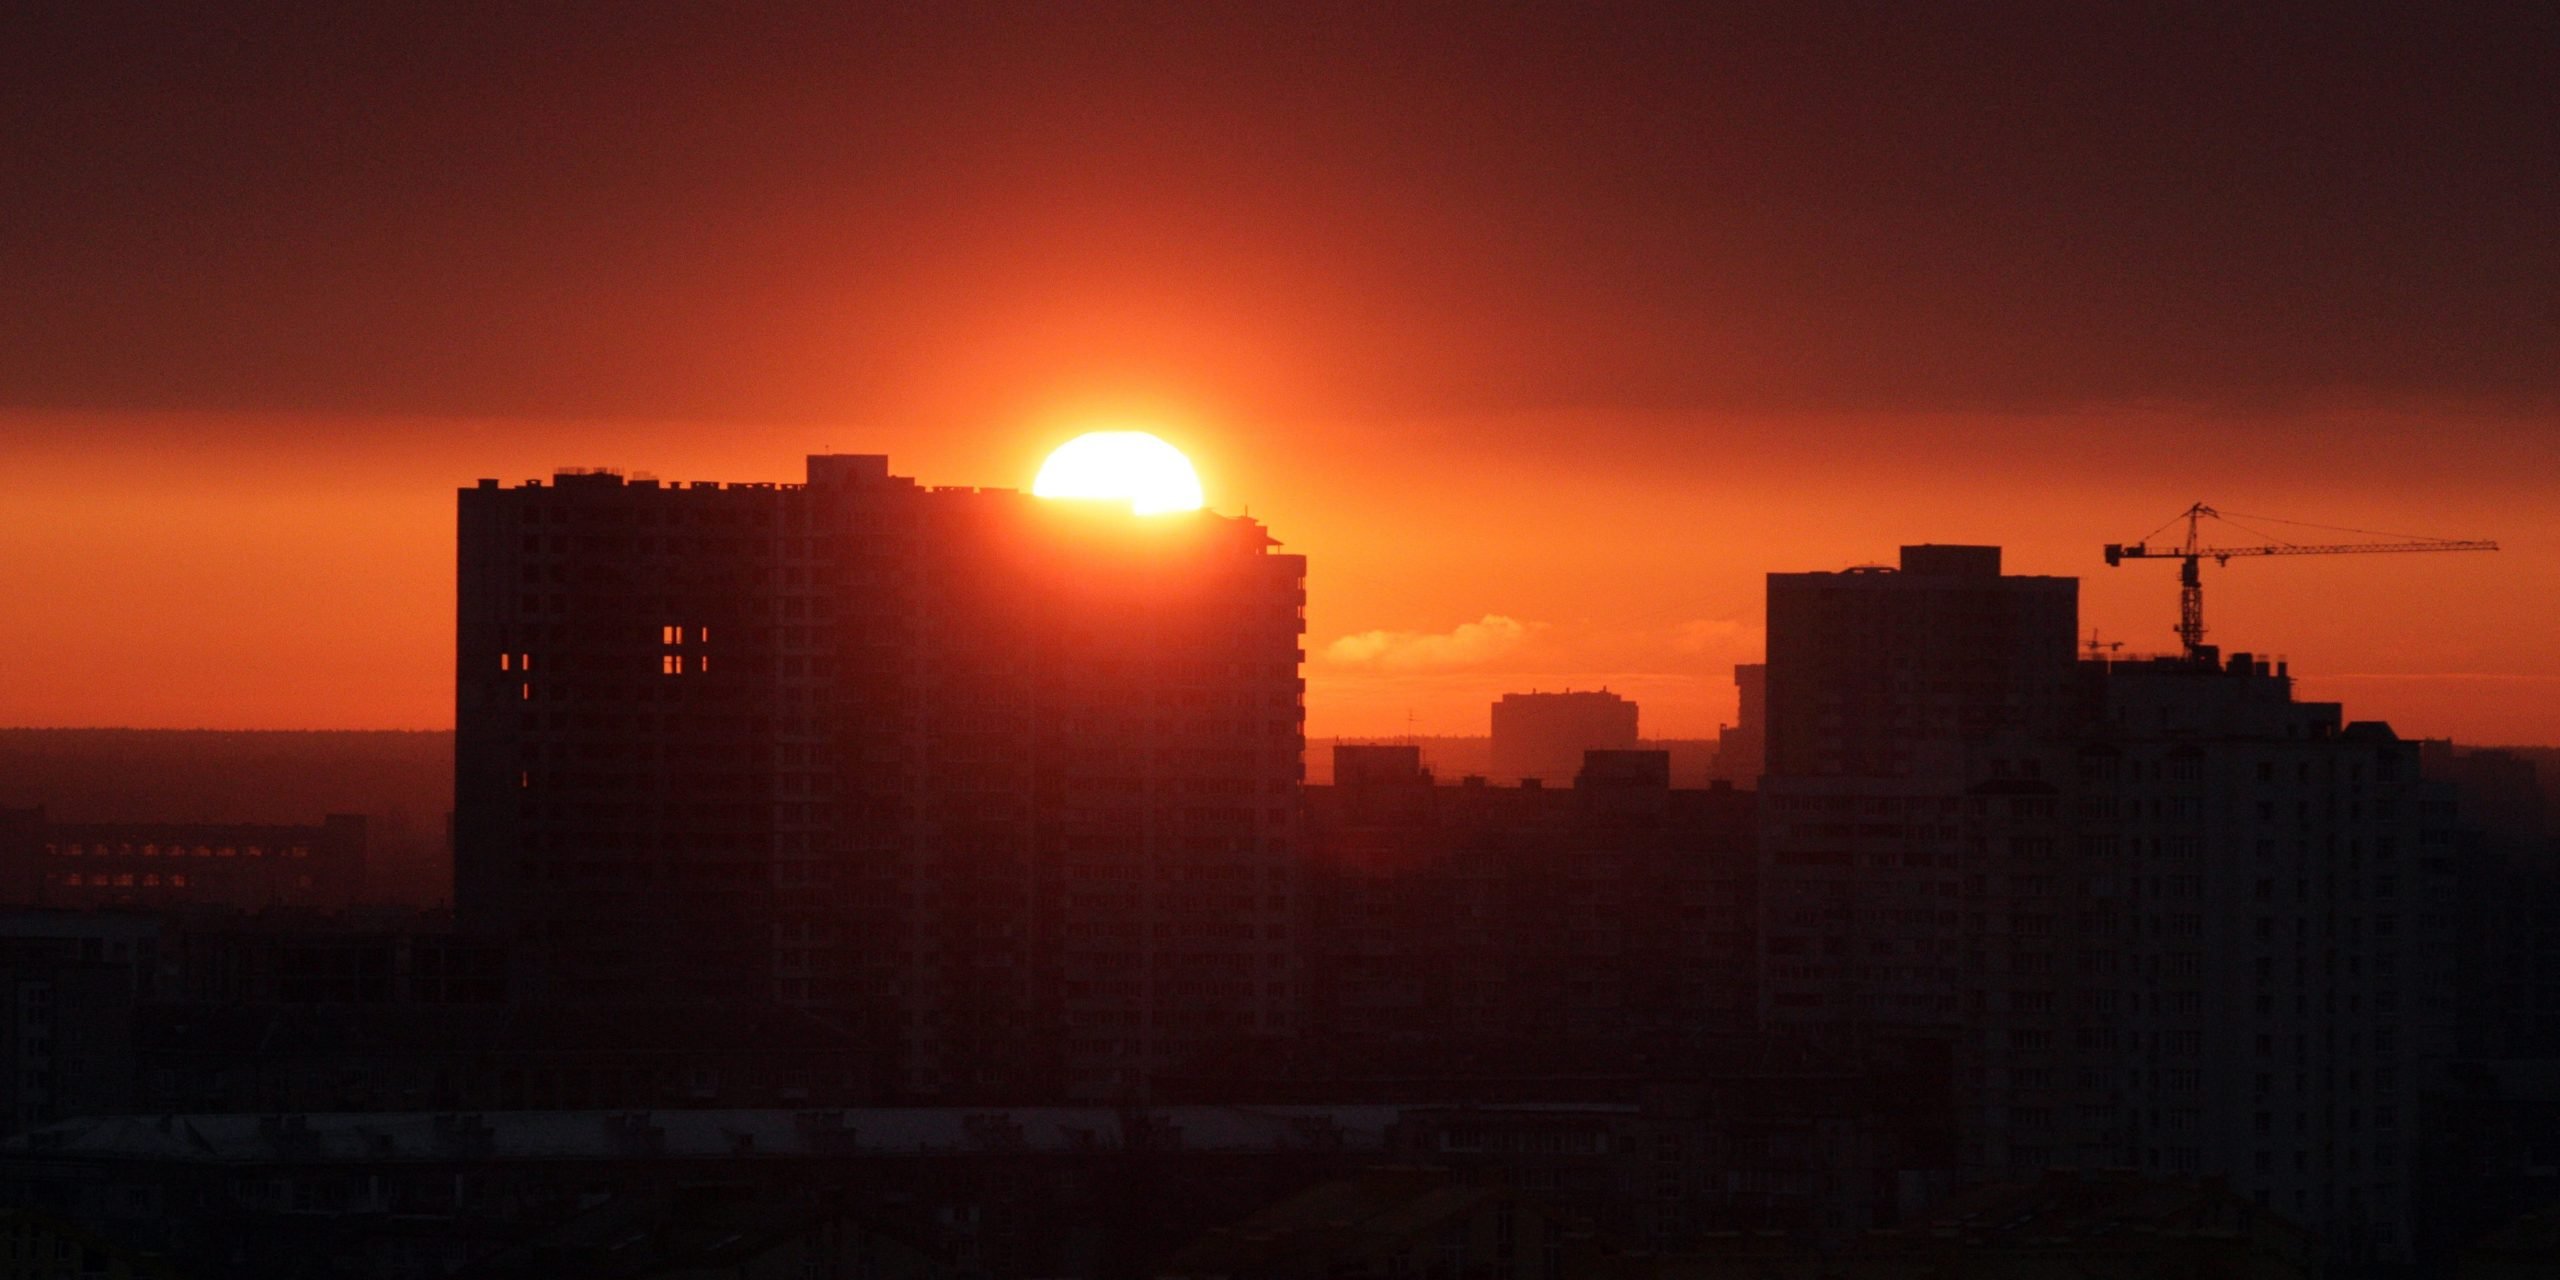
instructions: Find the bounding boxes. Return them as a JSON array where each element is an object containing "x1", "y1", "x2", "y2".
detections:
[
  {"x1": 2, "y1": 400, "x2": 2549, "y2": 744},
  {"x1": 2, "y1": 8, "x2": 2553, "y2": 744}
]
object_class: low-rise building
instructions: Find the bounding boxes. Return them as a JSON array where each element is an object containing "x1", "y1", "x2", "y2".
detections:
[{"x1": 0, "y1": 810, "x2": 365, "y2": 912}]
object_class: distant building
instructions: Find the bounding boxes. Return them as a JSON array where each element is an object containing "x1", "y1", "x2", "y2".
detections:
[
  {"x1": 1710, "y1": 662, "x2": 1765, "y2": 784},
  {"x1": 454, "y1": 457, "x2": 1307, "y2": 1100},
  {"x1": 0, "y1": 913, "x2": 153, "y2": 1140},
  {"x1": 2403, "y1": 746, "x2": 2560, "y2": 1259},
  {"x1": 0, "y1": 809, "x2": 366, "y2": 913},
  {"x1": 1305, "y1": 745, "x2": 1757, "y2": 1079},
  {"x1": 1489, "y1": 690, "x2": 1640, "y2": 783}
]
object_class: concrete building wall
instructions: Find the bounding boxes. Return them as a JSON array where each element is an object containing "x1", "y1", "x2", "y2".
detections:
[
  {"x1": 0, "y1": 810, "x2": 365, "y2": 913},
  {"x1": 454, "y1": 457, "x2": 1307, "y2": 1101},
  {"x1": 1489, "y1": 691, "x2": 1639, "y2": 783}
]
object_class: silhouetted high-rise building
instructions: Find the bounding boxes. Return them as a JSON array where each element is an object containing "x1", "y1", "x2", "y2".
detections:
[
  {"x1": 1489, "y1": 690, "x2": 1639, "y2": 782},
  {"x1": 1758, "y1": 546, "x2": 2078, "y2": 1030},
  {"x1": 2006, "y1": 652, "x2": 2455, "y2": 1266},
  {"x1": 455, "y1": 456, "x2": 1307, "y2": 1100},
  {"x1": 1764, "y1": 545, "x2": 2077, "y2": 779},
  {"x1": 1758, "y1": 542, "x2": 2454, "y2": 1265}
]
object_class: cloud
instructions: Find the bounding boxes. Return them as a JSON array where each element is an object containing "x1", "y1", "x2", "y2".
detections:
[{"x1": 1323, "y1": 615, "x2": 1535, "y2": 670}]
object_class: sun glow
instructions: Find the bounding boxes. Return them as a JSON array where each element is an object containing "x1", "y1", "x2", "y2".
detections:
[{"x1": 1031, "y1": 431, "x2": 1206, "y2": 515}]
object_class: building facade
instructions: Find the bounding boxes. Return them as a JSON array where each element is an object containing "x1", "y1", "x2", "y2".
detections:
[
  {"x1": 455, "y1": 456, "x2": 1307, "y2": 1101},
  {"x1": 1710, "y1": 662, "x2": 1766, "y2": 785},
  {"x1": 1488, "y1": 690, "x2": 1640, "y2": 783},
  {"x1": 0, "y1": 810, "x2": 365, "y2": 913},
  {"x1": 1305, "y1": 746, "x2": 1757, "y2": 1079},
  {"x1": 1936, "y1": 654, "x2": 2454, "y2": 1264},
  {"x1": 1757, "y1": 545, "x2": 2078, "y2": 1032},
  {"x1": 1756, "y1": 542, "x2": 2454, "y2": 1265}
]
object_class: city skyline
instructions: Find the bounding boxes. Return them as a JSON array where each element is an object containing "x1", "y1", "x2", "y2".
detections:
[
  {"x1": 11, "y1": 8, "x2": 2560, "y2": 1276},
  {"x1": 0, "y1": 428, "x2": 2542, "y2": 745},
  {"x1": 2, "y1": 5, "x2": 2553, "y2": 743}
]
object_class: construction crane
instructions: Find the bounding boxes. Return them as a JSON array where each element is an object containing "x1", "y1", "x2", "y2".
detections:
[{"x1": 2104, "y1": 503, "x2": 2498, "y2": 658}]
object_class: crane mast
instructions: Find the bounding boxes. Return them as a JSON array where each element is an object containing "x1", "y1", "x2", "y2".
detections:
[{"x1": 2103, "y1": 503, "x2": 2497, "y2": 658}]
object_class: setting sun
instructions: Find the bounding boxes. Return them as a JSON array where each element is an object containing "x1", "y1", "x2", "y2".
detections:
[{"x1": 1030, "y1": 430, "x2": 1206, "y2": 515}]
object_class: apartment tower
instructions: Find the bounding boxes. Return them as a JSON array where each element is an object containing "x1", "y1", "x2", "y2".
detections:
[{"x1": 455, "y1": 455, "x2": 1307, "y2": 1100}]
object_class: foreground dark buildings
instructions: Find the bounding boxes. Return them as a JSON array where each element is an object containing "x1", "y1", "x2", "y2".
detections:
[
  {"x1": 1758, "y1": 546, "x2": 2452, "y2": 1264},
  {"x1": 455, "y1": 456, "x2": 1306, "y2": 1100},
  {"x1": 5, "y1": 480, "x2": 2557, "y2": 1277}
]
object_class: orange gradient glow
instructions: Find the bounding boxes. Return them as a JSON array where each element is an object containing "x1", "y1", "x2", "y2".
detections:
[
  {"x1": 1032, "y1": 431, "x2": 1206, "y2": 515},
  {"x1": 0, "y1": 402, "x2": 2554, "y2": 745}
]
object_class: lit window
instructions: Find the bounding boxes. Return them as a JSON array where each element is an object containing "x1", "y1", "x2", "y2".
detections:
[
  {"x1": 663, "y1": 625, "x2": 681, "y2": 645},
  {"x1": 500, "y1": 653, "x2": 512, "y2": 671},
  {"x1": 663, "y1": 655, "x2": 684, "y2": 675}
]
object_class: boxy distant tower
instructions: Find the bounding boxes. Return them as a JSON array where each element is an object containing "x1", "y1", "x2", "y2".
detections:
[
  {"x1": 456, "y1": 456, "x2": 1308, "y2": 1100},
  {"x1": 1489, "y1": 689, "x2": 1640, "y2": 782}
]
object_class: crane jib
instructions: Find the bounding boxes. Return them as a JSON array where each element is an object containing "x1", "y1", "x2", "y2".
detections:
[{"x1": 2102, "y1": 505, "x2": 2497, "y2": 657}]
